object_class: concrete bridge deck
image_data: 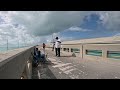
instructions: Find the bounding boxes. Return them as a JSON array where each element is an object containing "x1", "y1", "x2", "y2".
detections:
[{"x1": 32, "y1": 48, "x2": 120, "y2": 79}]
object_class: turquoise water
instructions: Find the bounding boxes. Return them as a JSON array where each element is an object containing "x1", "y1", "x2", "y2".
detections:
[
  {"x1": 86, "y1": 50, "x2": 102, "y2": 56},
  {"x1": 0, "y1": 47, "x2": 7, "y2": 52},
  {"x1": 86, "y1": 50, "x2": 120, "y2": 59},
  {"x1": 0, "y1": 46, "x2": 28, "y2": 52},
  {"x1": 71, "y1": 48, "x2": 80, "y2": 53},
  {"x1": 0, "y1": 47, "x2": 19, "y2": 52},
  {"x1": 107, "y1": 51, "x2": 120, "y2": 59}
]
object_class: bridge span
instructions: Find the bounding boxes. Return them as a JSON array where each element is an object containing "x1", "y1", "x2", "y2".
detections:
[
  {"x1": 32, "y1": 45, "x2": 120, "y2": 79},
  {"x1": 0, "y1": 36, "x2": 120, "y2": 79}
]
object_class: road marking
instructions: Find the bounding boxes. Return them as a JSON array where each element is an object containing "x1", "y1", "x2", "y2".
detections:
[
  {"x1": 37, "y1": 70, "x2": 41, "y2": 79},
  {"x1": 53, "y1": 63, "x2": 72, "y2": 68},
  {"x1": 59, "y1": 66, "x2": 74, "y2": 72},
  {"x1": 59, "y1": 72, "x2": 62, "y2": 74},
  {"x1": 51, "y1": 61, "x2": 60, "y2": 64},
  {"x1": 48, "y1": 58, "x2": 56, "y2": 61},
  {"x1": 115, "y1": 77, "x2": 119, "y2": 79},
  {"x1": 57, "y1": 60, "x2": 62, "y2": 63},
  {"x1": 69, "y1": 75, "x2": 79, "y2": 79},
  {"x1": 48, "y1": 58, "x2": 62, "y2": 63},
  {"x1": 64, "y1": 68, "x2": 77, "y2": 74}
]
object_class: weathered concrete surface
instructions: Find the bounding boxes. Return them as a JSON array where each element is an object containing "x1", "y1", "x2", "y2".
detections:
[
  {"x1": 32, "y1": 62, "x2": 57, "y2": 79},
  {"x1": 0, "y1": 47, "x2": 34, "y2": 79},
  {"x1": 61, "y1": 44, "x2": 120, "y2": 60},
  {"x1": 33, "y1": 48, "x2": 120, "y2": 79}
]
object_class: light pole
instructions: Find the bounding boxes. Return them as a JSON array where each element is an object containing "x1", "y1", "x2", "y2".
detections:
[
  {"x1": 0, "y1": 33, "x2": 9, "y2": 51},
  {"x1": 23, "y1": 38, "x2": 26, "y2": 47},
  {"x1": 52, "y1": 34, "x2": 54, "y2": 43},
  {"x1": 17, "y1": 34, "x2": 20, "y2": 48},
  {"x1": 18, "y1": 40, "x2": 19, "y2": 48},
  {"x1": 7, "y1": 36, "x2": 8, "y2": 51}
]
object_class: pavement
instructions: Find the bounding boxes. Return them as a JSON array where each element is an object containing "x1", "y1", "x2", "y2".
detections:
[{"x1": 32, "y1": 48, "x2": 120, "y2": 79}]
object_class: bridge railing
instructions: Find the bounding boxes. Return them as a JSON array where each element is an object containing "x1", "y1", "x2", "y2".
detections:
[
  {"x1": 61, "y1": 43, "x2": 120, "y2": 60},
  {"x1": 0, "y1": 46, "x2": 35, "y2": 79}
]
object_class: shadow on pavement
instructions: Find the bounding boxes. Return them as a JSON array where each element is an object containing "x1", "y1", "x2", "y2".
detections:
[{"x1": 32, "y1": 60, "x2": 57, "y2": 79}]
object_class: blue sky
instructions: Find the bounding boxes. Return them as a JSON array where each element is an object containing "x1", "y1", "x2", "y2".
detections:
[{"x1": 59, "y1": 13, "x2": 116, "y2": 40}]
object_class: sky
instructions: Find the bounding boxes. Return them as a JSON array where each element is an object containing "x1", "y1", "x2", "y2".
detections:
[{"x1": 0, "y1": 11, "x2": 120, "y2": 47}]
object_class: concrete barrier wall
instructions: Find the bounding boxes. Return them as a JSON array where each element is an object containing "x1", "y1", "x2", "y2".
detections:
[
  {"x1": 0, "y1": 47, "x2": 34, "y2": 79},
  {"x1": 83, "y1": 44, "x2": 120, "y2": 60},
  {"x1": 61, "y1": 44, "x2": 120, "y2": 60}
]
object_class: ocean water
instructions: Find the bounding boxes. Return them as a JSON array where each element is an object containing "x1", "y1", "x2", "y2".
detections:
[
  {"x1": 0, "y1": 47, "x2": 18, "y2": 52},
  {"x1": 108, "y1": 51, "x2": 120, "y2": 59},
  {"x1": 71, "y1": 48, "x2": 80, "y2": 53},
  {"x1": 86, "y1": 50, "x2": 102, "y2": 56},
  {"x1": 0, "y1": 46, "x2": 28, "y2": 52},
  {"x1": 86, "y1": 50, "x2": 120, "y2": 59}
]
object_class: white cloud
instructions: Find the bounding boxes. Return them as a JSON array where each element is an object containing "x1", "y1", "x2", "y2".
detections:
[
  {"x1": 8, "y1": 11, "x2": 92, "y2": 36},
  {"x1": 0, "y1": 11, "x2": 92, "y2": 46},
  {"x1": 68, "y1": 26, "x2": 92, "y2": 32},
  {"x1": 98, "y1": 11, "x2": 120, "y2": 32},
  {"x1": 113, "y1": 33, "x2": 120, "y2": 36},
  {"x1": 60, "y1": 36, "x2": 74, "y2": 41}
]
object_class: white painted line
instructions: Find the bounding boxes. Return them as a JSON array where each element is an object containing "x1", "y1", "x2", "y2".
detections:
[
  {"x1": 64, "y1": 68, "x2": 76, "y2": 74},
  {"x1": 37, "y1": 70, "x2": 41, "y2": 79},
  {"x1": 48, "y1": 58, "x2": 56, "y2": 61},
  {"x1": 48, "y1": 58, "x2": 63, "y2": 64},
  {"x1": 57, "y1": 61, "x2": 62, "y2": 63},
  {"x1": 51, "y1": 61, "x2": 60, "y2": 64},
  {"x1": 59, "y1": 66, "x2": 74, "y2": 72},
  {"x1": 53, "y1": 63, "x2": 72, "y2": 68},
  {"x1": 59, "y1": 72, "x2": 62, "y2": 74},
  {"x1": 69, "y1": 75, "x2": 79, "y2": 79},
  {"x1": 77, "y1": 69, "x2": 84, "y2": 73},
  {"x1": 115, "y1": 77, "x2": 118, "y2": 79}
]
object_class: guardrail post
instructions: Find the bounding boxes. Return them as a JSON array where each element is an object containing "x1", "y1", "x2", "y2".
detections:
[
  {"x1": 102, "y1": 49, "x2": 107, "y2": 59},
  {"x1": 79, "y1": 44, "x2": 83, "y2": 58},
  {"x1": 69, "y1": 48, "x2": 71, "y2": 52},
  {"x1": 62, "y1": 48, "x2": 63, "y2": 51}
]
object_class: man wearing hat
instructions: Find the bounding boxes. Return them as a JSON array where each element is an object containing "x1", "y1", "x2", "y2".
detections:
[{"x1": 55, "y1": 37, "x2": 61, "y2": 57}]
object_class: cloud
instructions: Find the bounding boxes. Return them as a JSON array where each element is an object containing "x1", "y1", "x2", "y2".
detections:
[
  {"x1": 113, "y1": 33, "x2": 120, "y2": 36},
  {"x1": 68, "y1": 26, "x2": 92, "y2": 32},
  {"x1": 0, "y1": 11, "x2": 120, "y2": 47},
  {"x1": 60, "y1": 36, "x2": 74, "y2": 41},
  {"x1": 8, "y1": 11, "x2": 92, "y2": 36},
  {"x1": 98, "y1": 11, "x2": 120, "y2": 32}
]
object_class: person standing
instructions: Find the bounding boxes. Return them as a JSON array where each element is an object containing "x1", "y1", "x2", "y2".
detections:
[
  {"x1": 52, "y1": 42, "x2": 55, "y2": 51},
  {"x1": 43, "y1": 43, "x2": 46, "y2": 54},
  {"x1": 55, "y1": 37, "x2": 61, "y2": 57}
]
